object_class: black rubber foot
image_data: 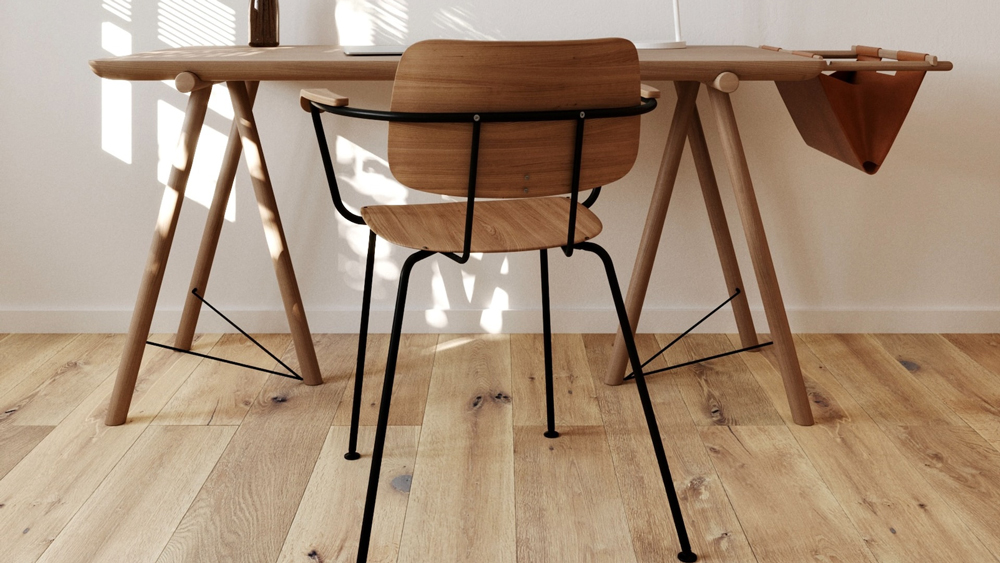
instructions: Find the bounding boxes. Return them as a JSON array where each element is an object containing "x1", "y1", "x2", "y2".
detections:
[
  {"x1": 544, "y1": 430, "x2": 560, "y2": 439},
  {"x1": 677, "y1": 551, "x2": 698, "y2": 562},
  {"x1": 344, "y1": 451, "x2": 361, "y2": 461}
]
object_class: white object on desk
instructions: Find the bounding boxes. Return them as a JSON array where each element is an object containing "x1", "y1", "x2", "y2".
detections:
[
  {"x1": 342, "y1": 45, "x2": 407, "y2": 56},
  {"x1": 634, "y1": 0, "x2": 686, "y2": 49}
]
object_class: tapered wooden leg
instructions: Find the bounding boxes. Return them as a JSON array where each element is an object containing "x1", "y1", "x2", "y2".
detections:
[
  {"x1": 106, "y1": 87, "x2": 213, "y2": 426},
  {"x1": 604, "y1": 81, "x2": 700, "y2": 386},
  {"x1": 706, "y1": 87, "x2": 813, "y2": 426},
  {"x1": 686, "y1": 99, "x2": 759, "y2": 349},
  {"x1": 175, "y1": 82, "x2": 260, "y2": 350},
  {"x1": 227, "y1": 80, "x2": 323, "y2": 386}
]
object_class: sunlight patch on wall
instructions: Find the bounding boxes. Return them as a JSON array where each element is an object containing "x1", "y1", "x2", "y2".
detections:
[
  {"x1": 426, "y1": 260, "x2": 450, "y2": 328},
  {"x1": 101, "y1": 21, "x2": 132, "y2": 164},
  {"x1": 153, "y1": 0, "x2": 237, "y2": 218},
  {"x1": 480, "y1": 287, "x2": 509, "y2": 333},
  {"x1": 462, "y1": 270, "x2": 476, "y2": 302},
  {"x1": 157, "y1": 101, "x2": 235, "y2": 220},
  {"x1": 334, "y1": 135, "x2": 408, "y2": 205},
  {"x1": 334, "y1": 135, "x2": 406, "y2": 291},
  {"x1": 207, "y1": 83, "x2": 234, "y2": 119},
  {"x1": 434, "y1": 7, "x2": 496, "y2": 40},
  {"x1": 103, "y1": 0, "x2": 131, "y2": 21},
  {"x1": 335, "y1": 0, "x2": 408, "y2": 45},
  {"x1": 157, "y1": 0, "x2": 236, "y2": 48}
]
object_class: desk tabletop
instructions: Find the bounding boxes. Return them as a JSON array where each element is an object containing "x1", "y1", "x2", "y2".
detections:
[{"x1": 90, "y1": 45, "x2": 827, "y2": 83}]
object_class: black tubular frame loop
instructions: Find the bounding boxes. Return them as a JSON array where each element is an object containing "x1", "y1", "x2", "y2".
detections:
[
  {"x1": 563, "y1": 115, "x2": 586, "y2": 257},
  {"x1": 309, "y1": 96, "x2": 657, "y2": 270},
  {"x1": 310, "y1": 106, "x2": 365, "y2": 225},
  {"x1": 581, "y1": 186, "x2": 603, "y2": 208},
  {"x1": 309, "y1": 96, "x2": 657, "y2": 123}
]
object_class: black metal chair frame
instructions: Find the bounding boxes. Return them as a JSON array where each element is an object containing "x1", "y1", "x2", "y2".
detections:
[{"x1": 307, "y1": 95, "x2": 698, "y2": 563}]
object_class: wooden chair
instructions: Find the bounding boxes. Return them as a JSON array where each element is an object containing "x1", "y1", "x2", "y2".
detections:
[{"x1": 303, "y1": 38, "x2": 697, "y2": 563}]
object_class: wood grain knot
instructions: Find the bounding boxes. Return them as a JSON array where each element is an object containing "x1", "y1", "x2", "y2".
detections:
[
  {"x1": 898, "y1": 359, "x2": 920, "y2": 372},
  {"x1": 271, "y1": 395, "x2": 288, "y2": 403},
  {"x1": 809, "y1": 391, "x2": 831, "y2": 408}
]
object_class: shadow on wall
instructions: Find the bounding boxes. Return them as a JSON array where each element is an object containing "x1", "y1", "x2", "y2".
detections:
[{"x1": 98, "y1": 0, "x2": 526, "y2": 334}]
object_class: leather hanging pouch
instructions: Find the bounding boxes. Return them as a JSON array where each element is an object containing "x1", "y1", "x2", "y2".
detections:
[{"x1": 776, "y1": 46, "x2": 927, "y2": 175}]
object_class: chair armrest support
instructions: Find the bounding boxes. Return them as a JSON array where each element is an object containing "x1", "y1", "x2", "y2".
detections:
[
  {"x1": 641, "y1": 84, "x2": 661, "y2": 99},
  {"x1": 300, "y1": 88, "x2": 350, "y2": 113}
]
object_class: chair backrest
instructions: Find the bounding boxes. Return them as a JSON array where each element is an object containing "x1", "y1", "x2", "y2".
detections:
[{"x1": 387, "y1": 38, "x2": 642, "y2": 198}]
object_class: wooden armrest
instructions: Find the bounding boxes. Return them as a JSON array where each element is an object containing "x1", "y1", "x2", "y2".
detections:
[
  {"x1": 300, "y1": 88, "x2": 350, "y2": 112},
  {"x1": 640, "y1": 84, "x2": 661, "y2": 99}
]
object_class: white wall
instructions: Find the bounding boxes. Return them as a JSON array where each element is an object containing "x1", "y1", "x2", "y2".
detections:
[{"x1": 1, "y1": 0, "x2": 998, "y2": 334}]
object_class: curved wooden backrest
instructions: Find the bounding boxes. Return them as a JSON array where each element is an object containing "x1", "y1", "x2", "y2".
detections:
[{"x1": 387, "y1": 39, "x2": 642, "y2": 198}]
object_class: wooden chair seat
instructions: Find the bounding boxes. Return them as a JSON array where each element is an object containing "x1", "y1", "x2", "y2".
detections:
[{"x1": 361, "y1": 197, "x2": 602, "y2": 253}]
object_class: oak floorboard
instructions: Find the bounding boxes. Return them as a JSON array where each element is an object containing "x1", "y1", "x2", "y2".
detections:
[
  {"x1": 942, "y1": 334, "x2": 1000, "y2": 376},
  {"x1": 584, "y1": 334, "x2": 756, "y2": 563},
  {"x1": 0, "y1": 426, "x2": 53, "y2": 480},
  {"x1": 0, "y1": 333, "x2": 219, "y2": 563},
  {"x1": 331, "y1": 334, "x2": 437, "y2": 427},
  {"x1": 277, "y1": 426, "x2": 420, "y2": 563},
  {"x1": 700, "y1": 425, "x2": 877, "y2": 563},
  {"x1": 8, "y1": 332, "x2": 1000, "y2": 563},
  {"x1": 874, "y1": 334, "x2": 1000, "y2": 449},
  {"x1": 515, "y1": 425, "x2": 636, "y2": 563},
  {"x1": 152, "y1": 333, "x2": 291, "y2": 426},
  {"x1": 397, "y1": 335, "x2": 515, "y2": 563},
  {"x1": 0, "y1": 334, "x2": 124, "y2": 426},
  {"x1": 35, "y1": 425, "x2": 235, "y2": 563},
  {"x1": 661, "y1": 333, "x2": 783, "y2": 426},
  {"x1": 789, "y1": 421, "x2": 997, "y2": 562},
  {"x1": 799, "y1": 334, "x2": 962, "y2": 426},
  {"x1": 884, "y1": 424, "x2": 1000, "y2": 560},
  {"x1": 0, "y1": 334, "x2": 78, "y2": 398},
  {"x1": 155, "y1": 335, "x2": 354, "y2": 563},
  {"x1": 729, "y1": 333, "x2": 869, "y2": 425},
  {"x1": 511, "y1": 333, "x2": 603, "y2": 427}
]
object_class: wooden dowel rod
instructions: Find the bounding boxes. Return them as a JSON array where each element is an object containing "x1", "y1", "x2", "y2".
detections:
[
  {"x1": 709, "y1": 72, "x2": 739, "y2": 93},
  {"x1": 851, "y1": 46, "x2": 938, "y2": 65},
  {"x1": 174, "y1": 71, "x2": 216, "y2": 93},
  {"x1": 805, "y1": 50, "x2": 858, "y2": 58},
  {"x1": 768, "y1": 46, "x2": 940, "y2": 66},
  {"x1": 825, "y1": 60, "x2": 949, "y2": 71}
]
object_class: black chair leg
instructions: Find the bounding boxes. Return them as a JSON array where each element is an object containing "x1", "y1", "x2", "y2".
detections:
[
  {"x1": 575, "y1": 241, "x2": 698, "y2": 563},
  {"x1": 540, "y1": 249, "x2": 559, "y2": 438},
  {"x1": 345, "y1": 230, "x2": 378, "y2": 461},
  {"x1": 356, "y1": 250, "x2": 433, "y2": 563}
]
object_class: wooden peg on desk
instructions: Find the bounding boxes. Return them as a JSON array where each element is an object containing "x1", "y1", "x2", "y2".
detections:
[
  {"x1": 710, "y1": 72, "x2": 739, "y2": 93},
  {"x1": 175, "y1": 72, "x2": 215, "y2": 93}
]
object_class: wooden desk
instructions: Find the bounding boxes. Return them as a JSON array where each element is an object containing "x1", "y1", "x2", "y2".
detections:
[{"x1": 90, "y1": 45, "x2": 850, "y2": 426}]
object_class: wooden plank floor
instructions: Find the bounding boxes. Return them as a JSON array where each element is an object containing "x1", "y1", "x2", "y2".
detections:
[{"x1": 1, "y1": 333, "x2": 999, "y2": 563}]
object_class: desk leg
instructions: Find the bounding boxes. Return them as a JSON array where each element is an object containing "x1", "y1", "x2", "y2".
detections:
[
  {"x1": 227, "y1": 80, "x2": 323, "y2": 386},
  {"x1": 707, "y1": 88, "x2": 813, "y2": 426},
  {"x1": 687, "y1": 101, "x2": 759, "y2": 349},
  {"x1": 176, "y1": 81, "x2": 260, "y2": 350},
  {"x1": 106, "y1": 87, "x2": 212, "y2": 426},
  {"x1": 604, "y1": 81, "x2": 700, "y2": 386}
]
